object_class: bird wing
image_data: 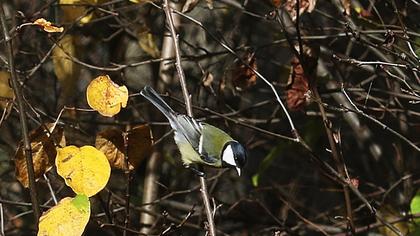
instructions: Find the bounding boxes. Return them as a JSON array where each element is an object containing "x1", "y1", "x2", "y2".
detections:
[{"x1": 173, "y1": 115, "x2": 218, "y2": 164}]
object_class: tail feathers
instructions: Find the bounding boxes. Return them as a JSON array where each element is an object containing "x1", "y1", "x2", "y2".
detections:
[{"x1": 141, "y1": 86, "x2": 176, "y2": 123}]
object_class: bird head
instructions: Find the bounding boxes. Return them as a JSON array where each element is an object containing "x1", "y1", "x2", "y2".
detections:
[{"x1": 221, "y1": 141, "x2": 247, "y2": 176}]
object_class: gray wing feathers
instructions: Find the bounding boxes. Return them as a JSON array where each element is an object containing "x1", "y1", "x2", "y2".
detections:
[
  {"x1": 141, "y1": 86, "x2": 202, "y2": 152},
  {"x1": 174, "y1": 115, "x2": 201, "y2": 151}
]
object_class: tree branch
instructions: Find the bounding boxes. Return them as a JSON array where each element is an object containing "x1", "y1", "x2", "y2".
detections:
[
  {"x1": 0, "y1": 1, "x2": 41, "y2": 223},
  {"x1": 162, "y1": 1, "x2": 216, "y2": 235}
]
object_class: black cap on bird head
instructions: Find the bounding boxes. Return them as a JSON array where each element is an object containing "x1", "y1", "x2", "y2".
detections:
[{"x1": 221, "y1": 141, "x2": 247, "y2": 176}]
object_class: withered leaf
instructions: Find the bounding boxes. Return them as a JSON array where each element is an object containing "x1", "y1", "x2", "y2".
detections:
[
  {"x1": 95, "y1": 125, "x2": 152, "y2": 170},
  {"x1": 341, "y1": 0, "x2": 351, "y2": 15},
  {"x1": 272, "y1": 0, "x2": 281, "y2": 8},
  {"x1": 284, "y1": 0, "x2": 316, "y2": 21},
  {"x1": 286, "y1": 43, "x2": 319, "y2": 111},
  {"x1": 15, "y1": 123, "x2": 66, "y2": 188},
  {"x1": 33, "y1": 18, "x2": 64, "y2": 33},
  {"x1": 232, "y1": 52, "x2": 257, "y2": 91},
  {"x1": 286, "y1": 57, "x2": 309, "y2": 111}
]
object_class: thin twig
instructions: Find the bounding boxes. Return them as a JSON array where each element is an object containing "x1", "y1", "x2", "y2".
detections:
[
  {"x1": 162, "y1": 1, "x2": 216, "y2": 235},
  {"x1": 0, "y1": 203, "x2": 4, "y2": 236},
  {"x1": 289, "y1": 2, "x2": 356, "y2": 230},
  {"x1": 122, "y1": 130, "x2": 131, "y2": 236},
  {"x1": 0, "y1": 2, "x2": 41, "y2": 223},
  {"x1": 43, "y1": 174, "x2": 57, "y2": 205}
]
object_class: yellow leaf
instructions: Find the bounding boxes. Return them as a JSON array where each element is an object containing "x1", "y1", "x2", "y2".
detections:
[
  {"x1": 60, "y1": 0, "x2": 97, "y2": 25},
  {"x1": 15, "y1": 124, "x2": 66, "y2": 188},
  {"x1": 86, "y1": 75, "x2": 128, "y2": 117},
  {"x1": 138, "y1": 30, "x2": 160, "y2": 58},
  {"x1": 38, "y1": 195, "x2": 90, "y2": 236},
  {"x1": 33, "y1": 18, "x2": 64, "y2": 33},
  {"x1": 0, "y1": 71, "x2": 14, "y2": 109},
  {"x1": 95, "y1": 125, "x2": 152, "y2": 170},
  {"x1": 53, "y1": 35, "x2": 81, "y2": 103},
  {"x1": 55, "y1": 145, "x2": 111, "y2": 197}
]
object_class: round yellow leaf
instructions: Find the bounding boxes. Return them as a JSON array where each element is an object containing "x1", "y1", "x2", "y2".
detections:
[
  {"x1": 86, "y1": 75, "x2": 128, "y2": 117},
  {"x1": 56, "y1": 145, "x2": 111, "y2": 197},
  {"x1": 38, "y1": 195, "x2": 90, "y2": 236},
  {"x1": 0, "y1": 71, "x2": 14, "y2": 109}
]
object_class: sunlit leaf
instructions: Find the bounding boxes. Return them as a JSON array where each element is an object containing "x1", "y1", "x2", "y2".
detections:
[
  {"x1": 138, "y1": 29, "x2": 160, "y2": 58},
  {"x1": 411, "y1": 191, "x2": 420, "y2": 224},
  {"x1": 86, "y1": 75, "x2": 128, "y2": 117},
  {"x1": 95, "y1": 125, "x2": 153, "y2": 170},
  {"x1": 38, "y1": 195, "x2": 90, "y2": 236},
  {"x1": 33, "y1": 18, "x2": 64, "y2": 33},
  {"x1": 56, "y1": 145, "x2": 111, "y2": 197},
  {"x1": 341, "y1": 0, "x2": 351, "y2": 15},
  {"x1": 59, "y1": 0, "x2": 97, "y2": 25},
  {"x1": 15, "y1": 124, "x2": 65, "y2": 188},
  {"x1": 0, "y1": 71, "x2": 14, "y2": 109}
]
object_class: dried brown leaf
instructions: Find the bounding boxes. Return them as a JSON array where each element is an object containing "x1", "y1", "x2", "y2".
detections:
[
  {"x1": 33, "y1": 18, "x2": 64, "y2": 33},
  {"x1": 15, "y1": 124, "x2": 66, "y2": 187},
  {"x1": 341, "y1": 0, "x2": 351, "y2": 15},
  {"x1": 232, "y1": 52, "x2": 258, "y2": 91},
  {"x1": 284, "y1": 0, "x2": 316, "y2": 21},
  {"x1": 286, "y1": 43, "x2": 319, "y2": 111},
  {"x1": 286, "y1": 57, "x2": 309, "y2": 111},
  {"x1": 95, "y1": 125, "x2": 152, "y2": 170}
]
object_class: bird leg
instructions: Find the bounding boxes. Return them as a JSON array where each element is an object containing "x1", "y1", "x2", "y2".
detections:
[{"x1": 183, "y1": 164, "x2": 205, "y2": 177}]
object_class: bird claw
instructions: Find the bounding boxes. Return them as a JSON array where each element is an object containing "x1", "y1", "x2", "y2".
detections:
[{"x1": 183, "y1": 164, "x2": 205, "y2": 177}]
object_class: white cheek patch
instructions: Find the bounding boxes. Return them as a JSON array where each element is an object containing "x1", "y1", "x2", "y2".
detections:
[{"x1": 222, "y1": 145, "x2": 236, "y2": 166}]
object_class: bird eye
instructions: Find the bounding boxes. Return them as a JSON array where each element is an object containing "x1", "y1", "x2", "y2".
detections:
[{"x1": 232, "y1": 142, "x2": 247, "y2": 168}]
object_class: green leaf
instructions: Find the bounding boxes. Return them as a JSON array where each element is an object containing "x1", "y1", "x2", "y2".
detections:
[
  {"x1": 71, "y1": 194, "x2": 90, "y2": 213},
  {"x1": 411, "y1": 191, "x2": 420, "y2": 224},
  {"x1": 251, "y1": 143, "x2": 284, "y2": 187},
  {"x1": 409, "y1": 226, "x2": 420, "y2": 236},
  {"x1": 252, "y1": 174, "x2": 259, "y2": 187}
]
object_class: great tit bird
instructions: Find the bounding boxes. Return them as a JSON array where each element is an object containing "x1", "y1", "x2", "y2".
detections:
[{"x1": 141, "y1": 86, "x2": 247, "y2": 176}]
